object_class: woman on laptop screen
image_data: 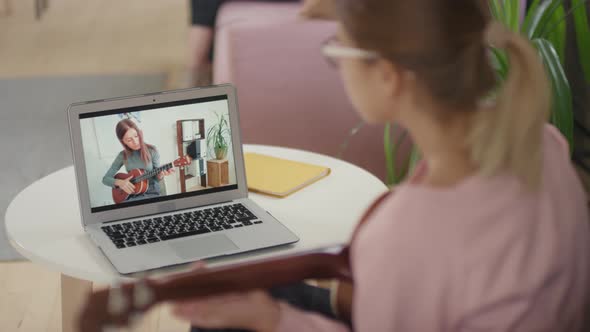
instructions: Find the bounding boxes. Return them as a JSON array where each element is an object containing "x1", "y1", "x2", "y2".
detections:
[{"x1": 102, "y1": 119, "x2": 177, "y2": 204}]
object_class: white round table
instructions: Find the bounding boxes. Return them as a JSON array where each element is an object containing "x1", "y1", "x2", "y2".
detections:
[{"x1": 6, "y1": 144, "x2": 387, "y2": 331}]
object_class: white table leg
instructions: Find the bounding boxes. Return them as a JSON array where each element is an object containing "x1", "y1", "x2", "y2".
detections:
[{"x1": 61, "y1": 274, "x2": 93, "y2": 332}]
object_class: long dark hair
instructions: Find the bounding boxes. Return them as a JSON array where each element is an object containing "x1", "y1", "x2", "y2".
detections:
[
  {"x1": 115, "y1": 119, "x2": 156, "y2": 166},
  {"x1": 334, "y1": 0, "x2": 551, "y2": 190}
]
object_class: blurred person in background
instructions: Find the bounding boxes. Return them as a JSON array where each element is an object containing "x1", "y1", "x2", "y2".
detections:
[{"x1": 187, "y1": 0, "x2": 296, "y2": 86}]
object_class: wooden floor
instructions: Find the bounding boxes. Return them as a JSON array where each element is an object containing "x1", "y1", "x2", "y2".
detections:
[
  {"x1": 0, "y1": 0, "x2": 188, "y2": 78},
  {"x1": 0, "y1": 0, "x2": 192, "y2": 331},
  {"x1": 0, "y1": 261, "x2": 190, "y2": 332}
]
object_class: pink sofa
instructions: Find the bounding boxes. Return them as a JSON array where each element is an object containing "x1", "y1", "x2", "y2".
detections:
[{"x1": 212, "y1": 1, "x2": 389, "y2": 181}]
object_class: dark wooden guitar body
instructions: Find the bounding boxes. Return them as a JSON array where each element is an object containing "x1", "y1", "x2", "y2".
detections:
[
  {"x1": 110, "y1": 155, "x2": 193, "y2": 204},
  {"x1": 112, "y1": 169, "x2": 148, "y2": 204},
  {"x1": 78, "y1": 246, "x2": 351, "y2": 331}
]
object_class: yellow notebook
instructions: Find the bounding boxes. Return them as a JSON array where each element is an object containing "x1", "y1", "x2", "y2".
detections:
[{"x1": 244, "y1": 153, "x2": 331, "y2": 198}]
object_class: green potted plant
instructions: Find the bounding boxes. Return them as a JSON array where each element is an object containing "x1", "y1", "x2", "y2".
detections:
[
  {"x1": 206, "y1": 112, "x2": 231, "y2": 160},
  {"x1": 340, "y1": 0, "x2": 590, "y2": 187},
  {"x1": 490, "y1": 0, "x2": 590, "y2": 192},
  {"x1": 489, "y1": 0, "x2": 589, "y2": 148}
]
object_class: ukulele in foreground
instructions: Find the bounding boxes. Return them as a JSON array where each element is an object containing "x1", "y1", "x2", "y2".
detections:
[{"x1": 78, "y1": 245, "x2": 352, "y2": 332}]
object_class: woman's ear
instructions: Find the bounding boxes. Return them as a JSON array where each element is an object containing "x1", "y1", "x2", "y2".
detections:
[
  {"x1": 381, "y1": 61, "x2": 418, "y2": 101},
  {"x1": 377, "y1": 60, "x2": 401, "y2": 99}
]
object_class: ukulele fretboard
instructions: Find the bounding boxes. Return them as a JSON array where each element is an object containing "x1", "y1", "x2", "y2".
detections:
[{"x1": 131, "y1": 163, "x2": 173, "y2": 183}]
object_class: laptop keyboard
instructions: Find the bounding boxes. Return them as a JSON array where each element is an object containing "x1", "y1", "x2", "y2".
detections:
[{"x1": 101, "y1": 203, "x2": 263, "y2": 249}]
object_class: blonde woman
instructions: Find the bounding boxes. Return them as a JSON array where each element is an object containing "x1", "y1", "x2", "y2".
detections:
[{"x1": 173, "y1": 0, "x2": 590, "y2": 331}]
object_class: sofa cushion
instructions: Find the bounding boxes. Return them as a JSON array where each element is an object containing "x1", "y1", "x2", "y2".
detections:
[{"x1": 216, "y1": 1, "x2": 300, "y2": 28}]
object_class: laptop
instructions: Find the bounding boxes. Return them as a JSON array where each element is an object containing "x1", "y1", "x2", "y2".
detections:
[{"x1": 67, "y1": 84, "x2": 299, "y2": 274}]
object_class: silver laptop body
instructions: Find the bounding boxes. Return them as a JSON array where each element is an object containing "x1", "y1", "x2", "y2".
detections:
[{"x1": 67, "y1": 84, "x2": 299, "y2": 274}]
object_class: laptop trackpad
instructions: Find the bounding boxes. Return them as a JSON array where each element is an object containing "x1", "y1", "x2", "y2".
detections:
[{"x1": 169, "y1": 234, "x2": 239, "y2": 260}]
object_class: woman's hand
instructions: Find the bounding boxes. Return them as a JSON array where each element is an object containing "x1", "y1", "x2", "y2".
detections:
[
  {"x1": 334, "y1": 281, "x2": 353, "y2": 323},
  {"x1": 159, "y1": 168, "x2": 175, "y2": 179},
  {"x1": 114, "y1": 175, "x2": 135, "y2": 195},
  {"x1": 170, "y1": 263, "x2": 282, "y2": 332}
]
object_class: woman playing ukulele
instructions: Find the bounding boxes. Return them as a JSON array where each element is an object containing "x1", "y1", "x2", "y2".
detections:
[{"x1": 102, "y1": 119, "x2": 175, "y2": 203}]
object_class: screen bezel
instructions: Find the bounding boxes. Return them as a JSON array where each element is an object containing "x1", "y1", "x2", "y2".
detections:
[{"x1": 67, "y1": 84, "x2": 248, "y2": 226}]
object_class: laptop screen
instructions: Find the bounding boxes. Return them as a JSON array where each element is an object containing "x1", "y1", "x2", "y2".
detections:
[{"x1": 79, "y1": 95, "x2": 239, "y2": 213}]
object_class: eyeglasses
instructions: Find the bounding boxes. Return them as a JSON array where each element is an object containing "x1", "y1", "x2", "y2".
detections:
[{"x1": 321, "y1": 36, "x2": 379, "y2": 68}]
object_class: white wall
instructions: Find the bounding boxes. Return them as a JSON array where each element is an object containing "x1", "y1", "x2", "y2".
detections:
[{"x1": 80, "y1": 100, "x2": 237, "y2": 208}]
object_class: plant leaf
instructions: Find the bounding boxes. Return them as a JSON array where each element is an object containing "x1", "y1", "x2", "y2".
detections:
[
  {"x1": 522, "y1": 0, "x2": 543, "y2": 33},
  {"x1": 384, "y1": 124, "x2": 412, "y2": 186},
  {"x1": 524, "y1": 0, "x2": 563, "y2": 39},
  {"x1": 489, "y1": 0, "x2": 505, "y2": 25},
  {"x1": 490, "y1": 48, "x2": 510, "y2": 79},
  {"x1": 336, "y1": 121, "x2": 364, "y2": 159},
  {"x1": 505, "y1": 0, "x2": 521, "y2": 31},
  {"x1": 535, "y1": 0, "x2": 567, "y2": 38},
  {"x1": 394, "y1": 130, "x2": 409, "y2": 184},
  {"x1": 572, "y1": 0, "x2": 590, "y2": 82},
  {"x1": 532, "y1": 38, "x2": 574, "y2": 150},
  {"x1": 545, "y1": 5, "x2": 567, "y2": 62},
  {"x1": 408, "y1": 146, "x2": 422, "y2": 175},
  {"x1": 384, "y1": 123, "x2": 395, "y2": 186}
]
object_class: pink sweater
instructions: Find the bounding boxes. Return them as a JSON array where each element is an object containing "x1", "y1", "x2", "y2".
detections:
[{"x1": 277, "y1": 125, "x2": 590, "y2": 331}]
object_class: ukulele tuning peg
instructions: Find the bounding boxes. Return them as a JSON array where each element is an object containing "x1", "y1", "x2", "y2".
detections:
[
  {"x1": 107, "y1": 286, "x2": 129, "y2": 316},
  {"x1": 133, "y1": 279, "x2": 155, "y2": 308},
  {"x1": 102, "y1": 325, "x2": 119, "y2": 332},
  {"x1": 129, "y1": 312, "x2": 143, "y2": 327}
]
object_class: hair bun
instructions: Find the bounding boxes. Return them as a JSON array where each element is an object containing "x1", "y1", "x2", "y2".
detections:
[{"x1": 485, "y1": 21, "x2": 511, "y2": 48}]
